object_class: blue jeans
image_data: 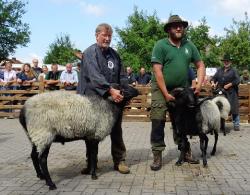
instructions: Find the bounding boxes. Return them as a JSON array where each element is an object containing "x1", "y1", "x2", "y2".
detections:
[{"x1": 232, "y1": 114, "x2": 240, "y2": 127}]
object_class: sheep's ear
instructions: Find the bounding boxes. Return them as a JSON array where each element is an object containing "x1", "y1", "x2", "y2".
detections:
[
  {"x1": 171, "y1": 87, "x2": 184, "y2": 97},
  {"x1": 172, "y1": 87, "x2": 184, "y2": 93},
  {"x1": 168, "y1": 101, "x2": 176, "y2": 108}
]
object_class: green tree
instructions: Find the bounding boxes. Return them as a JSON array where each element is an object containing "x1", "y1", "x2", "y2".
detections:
[
  {"x1": 115, "y1": 7, "x2": 165, "y2": 72},
  {"x1": 0, "y1": 0, "x2": 30, "y2": 60},
  {"x1": 43, "y1": 34, "x2": 78, "y2": 65},
  {"x1": 220, "y1": 12, "x2": 250, "y2": 71},
  {"x1": 187, "y1": 17, "x2": 221, "y2": 68}
]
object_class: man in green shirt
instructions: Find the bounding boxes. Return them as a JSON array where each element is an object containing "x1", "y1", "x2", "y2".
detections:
[{"x1": 150, "y1": 15, "x2": 205, "y2": 171}]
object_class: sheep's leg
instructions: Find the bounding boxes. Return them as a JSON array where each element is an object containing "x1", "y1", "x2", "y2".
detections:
[
  {"x1": 81, "y1": 140, "x2": 91, "y2": 174},
  {"x1": 175, "y1": 137, "x2": 186, "y2": 166},
  {"x1": 221, "y1": 118, "x2": 226, "y2": 136},
  {"x1": 31, "y1": 144, "x2": 44, "y2": 180},
  {"x1": 211, "y1": 131, "x2": 218, "y2": 156},
  {"x1": 39, "y1": 145, "x2": 56, "y2": 190},
  {"x1": 87, "y1": 139, "x2": 99, "y2": 179},
  {"x1": 199, "y1": 134, "x2": 208, "y2": 167}
]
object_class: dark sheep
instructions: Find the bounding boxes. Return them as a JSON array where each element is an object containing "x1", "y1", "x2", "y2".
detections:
[{"x1": 168, "y1": 87, "x2": 230, "y2": 167}]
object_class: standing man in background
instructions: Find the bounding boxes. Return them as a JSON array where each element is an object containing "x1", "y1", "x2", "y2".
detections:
[
  {"x1": 150, "y1": 15, "x2": 205, "y2": 171},
  {"x1": 211, "y1": 54, "x2": 240, "y2": 131},
  {"x1": 77, "y1": 23, "x2": 130, "y2": 174},
  {"x1": 31, "y1": 58, "x2": 42, "y2": 80}
]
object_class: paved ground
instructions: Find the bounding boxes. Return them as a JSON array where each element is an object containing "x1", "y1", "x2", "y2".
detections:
[{"x1": 0, "y1": 119, "x2": 250, "y2": 195}]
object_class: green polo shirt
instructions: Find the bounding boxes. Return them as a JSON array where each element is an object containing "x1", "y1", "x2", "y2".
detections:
[{"x1": 151, "y1": 38, "x2": 201, "y2": 91}]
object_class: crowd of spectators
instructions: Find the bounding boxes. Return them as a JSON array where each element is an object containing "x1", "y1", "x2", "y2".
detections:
[
  {"x1": 125, "y1": 66, "x2": 151, "y2": 86},
  {"x1": 0, "y1": 59, "x2": 80, "y2": 90},
  {"x1": 0, "y1": 59, "x2": 249, "y2": 91}
]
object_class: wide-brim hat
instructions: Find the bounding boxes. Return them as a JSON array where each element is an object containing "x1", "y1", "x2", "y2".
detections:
[
  {"x1": 164, "y1": 15, "x2": 188, "y2": 32},
  {"x1": 221, "y1": 53, "x2": 233, "y2": 61}
]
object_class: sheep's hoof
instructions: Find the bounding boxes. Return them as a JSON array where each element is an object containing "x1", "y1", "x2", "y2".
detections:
[
  {"x1": 175, "y1": 160, "x2": 183, "y2": 166},
  {"x1": 211, "y1": 151, "x2": 216, "y2": 156},
  {"x1": 81, "y1": 168, "x2": 90, "y2": 175},
  {"x1": 37, "y1": 174, "x2": 45, "y2": 180},
  {"x1": 203, "y1": 162, "x2": 208, "y2": 168},
  {"x1": 47, "y1": 182, "x2": 57, "y2": 190},
  {"x1": 49, "y1": 184, "x2": 57, "y2": 190},
  {"x1": 91, "y1": 174, "x2": 98, "y2": 180}
]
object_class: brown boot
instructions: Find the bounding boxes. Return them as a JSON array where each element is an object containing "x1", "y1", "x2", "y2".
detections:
[
  {"x1": 114, "y1": 161, "x2": 130, "y2": 174},
  {"x1": 184, "y1": 148, "x2": 199, "y2": 164},
  {"x1": 150, "y1": 151, "x2": 162, "y2": 171}
]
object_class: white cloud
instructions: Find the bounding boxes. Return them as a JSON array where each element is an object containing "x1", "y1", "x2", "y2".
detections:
[
  {"x1": 11, "y1": 53, "x2": 43, "y2": 64},
  {"x1": 189, "y1": 20, "x2": 200, "y2": 27},
  {"x1": 211, "y1": 0, "x2": 250, "y2": 17},
  {"x1": 50, "y1": 0, "x2": 106, "y2": 17},
  {"x1": 79, "y1": 1, "x2": 105, "y2": 17}
]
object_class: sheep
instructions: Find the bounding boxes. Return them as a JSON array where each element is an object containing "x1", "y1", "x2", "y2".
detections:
[
  {"x1": 168, "y1": 87, "x2": 230, "y2": 167},
  {"x1": 212, "y1": 87, "x2": 229, "y2": 136},
  {"x1": 19, "y1": 84, "x2": 138, "y2": 190}
]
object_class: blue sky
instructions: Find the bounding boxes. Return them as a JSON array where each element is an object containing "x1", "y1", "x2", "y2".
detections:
[{"x1": 11, "y1": 0, "x2": 250, "y2": 64}]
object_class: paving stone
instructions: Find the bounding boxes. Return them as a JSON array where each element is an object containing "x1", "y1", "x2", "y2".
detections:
[{"x1": 1, "y1": 120, "x2": 250, "y2": 194}]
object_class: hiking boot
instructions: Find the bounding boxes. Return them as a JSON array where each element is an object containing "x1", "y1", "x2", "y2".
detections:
[
  {"x1": 234, "y1": 126, "x2": 240, "y2": 131},
  {"x1": 184, "y1": 148, "x2": 200, "y2": 164},
  {"x1": 150, "y1": 151, "x2": 162, "y2": 171},
  {"x1": 114, "y1": 161, "x2": 130, "y2": 174}
]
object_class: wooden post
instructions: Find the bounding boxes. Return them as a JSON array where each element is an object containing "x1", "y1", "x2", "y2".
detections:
[{"x1": 39, "y1": 75, "x2": 45, "y2": 93}]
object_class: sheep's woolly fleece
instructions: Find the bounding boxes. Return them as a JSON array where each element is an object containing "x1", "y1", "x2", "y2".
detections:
[
  {"x1": 24, "y1": 91, "x2": 115, "y2": 154},
  {"x1": 200, "y1": 96, "x2": 230, "y2": 134}
]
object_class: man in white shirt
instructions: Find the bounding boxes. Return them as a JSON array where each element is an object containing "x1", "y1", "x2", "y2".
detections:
[
  {"x1": 60, "y1": 63, "x2": 78, "y2": 90},
  {"x1": 0, "y1": 61, "x2": 17, "y2": 89}
]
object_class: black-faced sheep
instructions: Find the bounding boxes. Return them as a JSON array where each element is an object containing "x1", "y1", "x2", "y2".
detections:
[
  {"x1": 168, "y1": 87, "x2": 230, "y2": 167},
  {"x1": 19, "y1": 85, "x2": 138, "y2": 190}
]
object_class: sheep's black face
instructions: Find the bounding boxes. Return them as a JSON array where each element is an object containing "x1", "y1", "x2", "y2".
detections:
[
  {"x1": 110, "y1": 83, "x2": 139, "y2": 105},
  {"x1": 121, "y1": 85, "x2": 139, "y2": 102},
  {"x1": 171, "y1": 87, "x2": 197, "y2": 109}
]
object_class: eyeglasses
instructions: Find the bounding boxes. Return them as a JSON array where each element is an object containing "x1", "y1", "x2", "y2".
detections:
[{"x1": 171, "y1": 23, "x2": 184, "y2": 29}]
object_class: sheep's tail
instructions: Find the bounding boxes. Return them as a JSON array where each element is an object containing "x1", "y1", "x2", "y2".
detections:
[
  {"x1": 212, "y1": 96, "x2": 231, "y2": 120},
  {"x1": 19, "y1": 107, "x2": 27, "y2": 132}
]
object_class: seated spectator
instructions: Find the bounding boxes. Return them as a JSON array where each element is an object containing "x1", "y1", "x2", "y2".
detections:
[
  {"x1": 240, "y1": 69, "x2": 250, "y2": 84},
  {"x1": 60, "y1": 63, "x2": 78, "y2": 90},
  {"x1": 31, "y1": 58, "x2": 42, "y2": 80},
  {"x1": 0, "y1": 61, "x2": 17, "y2": 90},
  {"x1": 45, "y1": 64, "x2": 61, "y2": 90},
  {"x1": 38, "y1": 65, "x2": 49, "y2": 81},
  {"x1": 126, "y1": 66, "x2": 136, "y2": 85},
  {"x1": 17, "y1": 63, "x2": 36, "y2": 90},
  {"x1": 136, "y1": 67, "x2": 151, "y2": 85}
]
